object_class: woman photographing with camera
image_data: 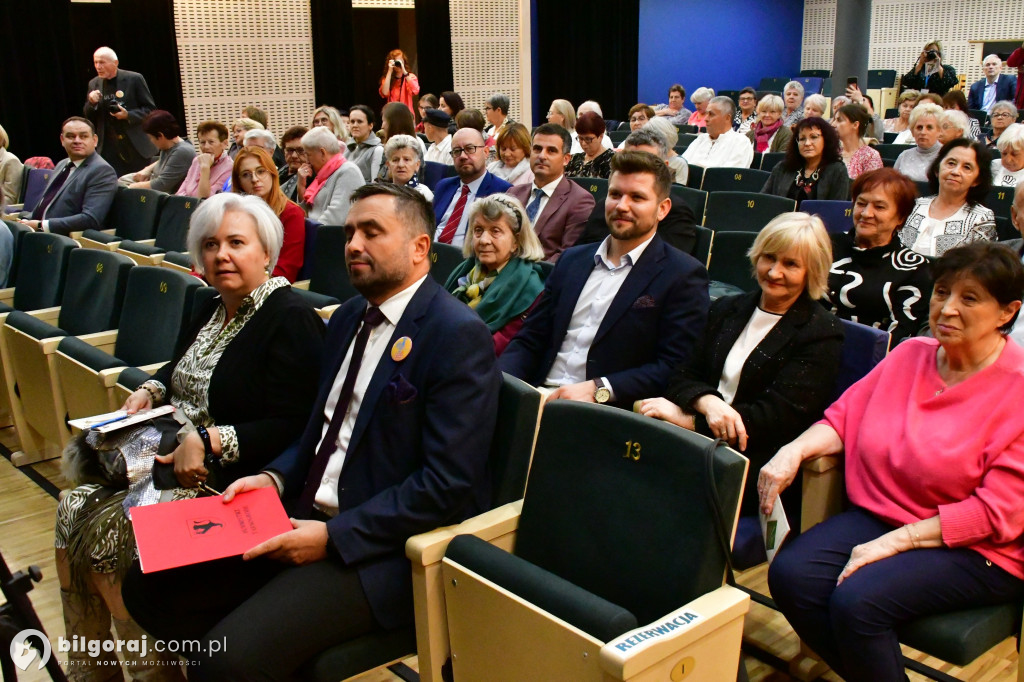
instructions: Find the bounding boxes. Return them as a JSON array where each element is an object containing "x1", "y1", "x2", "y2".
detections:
[
  {"x1": 902, "y1": 41, "x2": 958, "y2": 96},
  {"x1": 379, "y1": 48, "x2": 420, "y2": 113}
]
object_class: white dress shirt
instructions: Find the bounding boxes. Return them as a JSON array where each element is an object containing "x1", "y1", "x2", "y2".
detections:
[
  {"x1": 313, "y1": 274, "x2": 429, "y2": 511},
  {"x1": 544, "y1": 233, "x2": 656, "y2": 396},
  {"x1": 681, "y1": 130, "x2": 754, "y2": 169},
  {"x1": 524, "y1": 175, "x2": 564, "y2": 225},
  {"x1": 434, "y1": 173, "x2": 487, "y2": 247},
  {"x1": 41, "y1": 158, "x2": 85, "y2": 232},
  {"x1": 424, "y1": 135, "x2": 453, "y2": 165}
]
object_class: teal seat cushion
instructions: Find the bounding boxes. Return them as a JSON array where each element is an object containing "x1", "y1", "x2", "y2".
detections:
[
  {"x1": 898, "y1": 602, "x2": 1021, "y2": 667},
  {"x1": 81, "y1": 229, "x2": 119, "y2": 244},
  {"x1": 301, "y1": 629, "x2": 416, "y2": 682},
  {"x1": 57, "y1": 335, "x2": 124, "y2": 373},
  {"x1": 5, "y1": 311, "x2": 64, "y2": 341}
]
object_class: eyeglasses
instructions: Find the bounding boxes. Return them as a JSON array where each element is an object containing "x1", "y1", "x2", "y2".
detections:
[
  {"x1": 629, "y1": 116, "x2": 648, "y2": 123},
  {"x1": 798, "y1": 135, "x2": 823, "y2": 144},
  {"x1": 739, "y1": 96, "x2": 756, "y2": 102},
  {"x1": 284, "y1": 146, "x2": 305, "y2": 156},
  {"x1": 991, "y1": 112, "x2": 1014, "y2": 119},
  {"x1": 577, "y1": 135, "x2": 598, "y2": 145},
  {"x1": 451, "y1": 145, "x2": 482, "y2": 158},
  {"x1": 239, "y1": 168, "x2": 272, "y2": 182}
]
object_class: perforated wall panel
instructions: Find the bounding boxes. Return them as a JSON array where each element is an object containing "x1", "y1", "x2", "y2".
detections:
[
  {"x1": 173, "y1": 0, "x2": 315, "y2": 144},
  {"x1": 449, "y1": 0, "x2": 533, "y2": 127},
  {"x1": 353, "y1": 0, "x2": 415, "y2": 7},
  {"x1": 802, "y1": 0, "x2": 1024, "y2": 86}
]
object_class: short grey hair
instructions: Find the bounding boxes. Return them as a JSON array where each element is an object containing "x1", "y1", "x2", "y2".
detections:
[
  {"x1": 94, "y1": 46, "x2": 117, "y2": 61},
  {"x1": 487, "y1": 93, "x2": 510, "y2": 115},
  {"x1": 997, "y1": 123, "x2": 1024, "y2": 152},
  {"x1": 644, "y1": 117, "x2": 678, "y2": 147},
  {"x1": 625, "y1": 129, "x2": 669, "y2": 160},
  {"x1": 992, "y1": 100, "x2": 1019, "y2": 119},
  {"x1": 578, "y1": 100, "x2": 603, "y2": 117},
  {"x1": 243, "y1": 129, "x2": 277, "y2": 151},
  {"x1": 186, "y1": 193, "x2": 283, "y2": 277},
  {"x1": 463, "y1": 193, "x2": 545, "y2": 261},
  {"x1": 784, "y1": 81, "x2": 805, "y2": 98},
  {"x1": 758, "y1": 94, "x2": 784, "y2": 114},
  {"x1": 938, "y1": 109, "x2": 969, "y2": 138},
  {"x1": 709, "y1": 95, "x2": 735, "y2": 119},
  {"x1": 384, "y1": 134, "x2": 423, "y2": 164},
  {"x1": 301, "y1": 126, "x2": 341, "y2": 154},
  {"x1": 691, "y1": 87, "x2": 715, "y2": 104},
  {"x1": 804, "y1": 94, "x2": 828, "y2": 114}
]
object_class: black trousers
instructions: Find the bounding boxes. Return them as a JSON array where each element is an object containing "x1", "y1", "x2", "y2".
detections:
[{"x1": 122, "y1": 555, "x2": 376, "y2": 681}]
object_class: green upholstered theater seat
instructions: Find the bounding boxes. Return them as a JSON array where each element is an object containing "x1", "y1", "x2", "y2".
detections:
[
  {"x1": 4, "y1": 250, "x2": 134, "y2": 459},
  {"x1": 119, "y1": 194, "x2": 199, "y2": 265},
  {"x1": 701, "y1": 167, "x2": 772, "y2": 194},
  {"x1": 429, "y1": 242, "x2": 464, "y2": 286},
  {"x1": 79, "y1": 187, "x2": 165, "y2": 248},
  {"x1": 707, "y1": 230, "x2": 758, "y2": 300},
  {"x1": 55, "y1": 266, "x2": 201, "y2": 419},
  {"x1": 438, "y1": 401, "x2": 750, "y2": 681},
  {"x1": 704, "y1": 191, "x2": 795, "y2": 232}
]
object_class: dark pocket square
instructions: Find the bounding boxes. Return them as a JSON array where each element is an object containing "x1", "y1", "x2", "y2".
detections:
[
  {"x1": 385, "y1": 374, "x2": 418, "y2": 404},
  {"x1": 631, "y1": 295, "x2": 656, "y2": 309}
]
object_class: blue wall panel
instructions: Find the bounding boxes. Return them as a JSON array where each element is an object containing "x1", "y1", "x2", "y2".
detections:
[{"x1": 637, "y1": 0, "x2": 805, "y2": 105}]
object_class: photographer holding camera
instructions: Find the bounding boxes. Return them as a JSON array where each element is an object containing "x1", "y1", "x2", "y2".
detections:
[
  {"x1": 379, "y1": 48, "x2": 420, "y2": 113},
  {"x1": 902, "y1": 41, "x2": 959, "y2": 96},
  {"x1": 84, "y1": 46, "x2": 157, "y2": 177}
]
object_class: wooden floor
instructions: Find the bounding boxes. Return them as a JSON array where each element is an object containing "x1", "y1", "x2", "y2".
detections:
[{"x1": 1, "y1": 423, "x2": 1017, "y2": 681}]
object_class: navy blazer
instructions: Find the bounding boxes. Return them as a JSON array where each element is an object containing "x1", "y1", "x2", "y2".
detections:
[
  {"x1": 432, "y1": 171, "x2": 513, "y2": 226},
  {"x1": 499, "y1": 234, "x2": 709, "y2": 407},
  {"x1": 967, "y1": 76, "x2": 1018, "y2": 112},
  {"x1": 84, "y1": 69, "x2": 157, "y2": 159},
  {"x1": 266, "y1": 276, "x2": 500, "y2": 629},
  {"x1": 34, "y1": 153, "x2": 118, "y2": 235}
]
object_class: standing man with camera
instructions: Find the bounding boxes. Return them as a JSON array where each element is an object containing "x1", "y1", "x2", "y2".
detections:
[
  {"x1": 84, "y1": 46, "x2": 157, "y2": 177},
  {"x1": 901, "y1": 41, "x2": 959, "y2": 96}
]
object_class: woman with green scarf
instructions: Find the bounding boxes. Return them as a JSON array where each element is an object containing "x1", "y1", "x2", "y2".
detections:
[{"x1": 445, "y1": 193, "x2": 546, "y2": 355}]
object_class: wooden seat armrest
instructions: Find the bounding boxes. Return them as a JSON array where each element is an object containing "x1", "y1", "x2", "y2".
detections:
[
  {"x1": 291, "y1": 279, "x2": 310, "y2": 290},
  {"x1": 99, "y1": 366, "x2": 128, "y2": 388},
  {"x1": 801, "y1": 454, "x2": 841, "y2": 474},
  {"x1": 598, "y1": 586, "x2": 749, "y2": 680},
  {"x1": 75, "y1": 330, "x2": 119, "y2": 348},
  {"x1": 0, "y1": 288, "x2": 14, "y2": 305},
  {"x1": 316, "y1": 304, "x2": 339, "y2": 321},
  {"x1": 137, "y1": 362, "x2": 166, "y2": 374},
  {"x1": 79, "y1": 237, "x2": 121, "y2": 251},
  {"x1": 406, "y1": 500, "x2": 523, "y2": 566},
  {"x1": 24, "y1": 306, "x2": 62, "y2": 325}
]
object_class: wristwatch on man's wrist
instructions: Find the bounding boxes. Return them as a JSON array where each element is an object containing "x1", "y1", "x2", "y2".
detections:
[{"x1": 593, "y1": 378, "x2": 611, "y2": 404}]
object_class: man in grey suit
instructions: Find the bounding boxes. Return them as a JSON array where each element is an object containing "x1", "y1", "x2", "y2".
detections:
[
  {"x1": 20, "y1": 117, "x2": 117, "y2": 236},
  {"x1": 84, "y1": 46, "x2": 157, "y2": 176}
]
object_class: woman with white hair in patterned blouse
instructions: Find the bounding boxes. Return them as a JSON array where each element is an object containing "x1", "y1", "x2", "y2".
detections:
[{"x1": 53, "y1": 193, "x2": 325, "y2": 681}]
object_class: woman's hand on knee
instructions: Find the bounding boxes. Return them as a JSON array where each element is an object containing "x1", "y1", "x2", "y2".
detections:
[
  {"x1": 636, "y1": 397, "x2": 694, "y2": 429},
  {"x1": 837, "y1": 534, "x2": 905, "y2": 585}
]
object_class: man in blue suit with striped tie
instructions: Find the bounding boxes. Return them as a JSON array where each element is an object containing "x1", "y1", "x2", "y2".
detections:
[{"x1": 432, "y1": 127, "x2": 510, "y2": 247}]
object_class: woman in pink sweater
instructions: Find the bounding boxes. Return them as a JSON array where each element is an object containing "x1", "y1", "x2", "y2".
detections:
[{"x1": 760, "y1": 241, "x2": 1024, "y2": 681}]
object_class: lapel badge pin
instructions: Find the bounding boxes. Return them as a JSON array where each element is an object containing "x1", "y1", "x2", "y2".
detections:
[{"x1": 391, "y1": 336, "x2": 412, "y2": 362}]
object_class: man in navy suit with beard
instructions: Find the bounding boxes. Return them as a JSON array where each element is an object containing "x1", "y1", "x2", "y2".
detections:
[
  {"x1": 123, "y1": 183, "x2": 501, "y2": 679},
  {"x1": 500, "y1": 151, "x2": 709, "y2": 409}
]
